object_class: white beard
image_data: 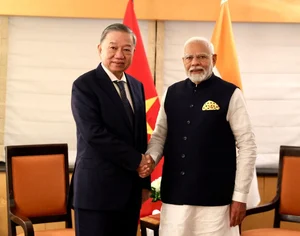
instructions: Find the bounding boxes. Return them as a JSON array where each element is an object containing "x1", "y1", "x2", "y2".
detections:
[
  {"x1": 189, "y1": 73, "x2": 208, "y2": 84},
  {"x1": 187, "y1": 65, "x2": 213, "y2": 84}
]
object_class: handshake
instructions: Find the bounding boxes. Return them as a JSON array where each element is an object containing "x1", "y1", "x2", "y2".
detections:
[{"x1": 137, "y1": 154, "x2": 155, "y2": 178}]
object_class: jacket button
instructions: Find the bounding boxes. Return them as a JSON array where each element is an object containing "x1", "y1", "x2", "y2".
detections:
[
  {"x1": 187, "y1": 120, "x2": 191, "y2": 124},
  {"x1": 180, "y1": 171, "x2": 185, "y2": 176},
  {"x1": 183, "y1": 136, "x2": 187, "y2": 141},
  {"x1": 190, "y1": 104, "x2": 194, "y2": 108},
  {"x1": 181, "y1": 154, "x2": 185, "y2": 158}
]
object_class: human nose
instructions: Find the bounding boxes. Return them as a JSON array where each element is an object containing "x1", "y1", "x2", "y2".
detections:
[
  {"x1": 114, "y1": 48, "x2": 125, "y2": 58},
  {"x1": 191, "y1": 56, "x2": 201, "y2": 65}
]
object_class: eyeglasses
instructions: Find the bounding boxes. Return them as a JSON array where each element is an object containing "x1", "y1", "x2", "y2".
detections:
[{"x1": 183, "y1": 53, "x2": 212, "y2": 62}]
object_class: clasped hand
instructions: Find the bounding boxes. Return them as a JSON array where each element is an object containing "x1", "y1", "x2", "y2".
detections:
[{"x1": 137, "y1": 154, "x2": 155, "y2": 178}]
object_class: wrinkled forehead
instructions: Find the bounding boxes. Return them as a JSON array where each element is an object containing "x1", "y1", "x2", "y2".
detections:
[{"x1": 184, "y1": 41, "x2": 212, "y2": 55}]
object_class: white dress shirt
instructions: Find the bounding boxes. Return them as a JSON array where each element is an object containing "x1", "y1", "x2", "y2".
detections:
[
  {"x1": 101, "y1": 63, "x2": 134, "y2": 111},
  {"x1": 146, "y1": 86, "x2": 257, "y2": 204}
]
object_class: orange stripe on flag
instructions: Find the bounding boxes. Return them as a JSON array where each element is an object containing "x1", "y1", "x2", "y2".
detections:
[{"x1": 211, "y1": 0, "x2": 243, "y2": 90}]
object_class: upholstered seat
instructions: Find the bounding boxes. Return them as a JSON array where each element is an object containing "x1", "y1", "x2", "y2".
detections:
[
  {"x1": 241, "y1": 145, "x2": 300, "y2": 235},
  {"x1": 18, "y1": 228, "x2": 75, "y2": 236},
  {"x1": 5, "y1": 144, "x2": 74, "y2": 236},
  {"x1": 242, "y1": 228, "x2": 300, "y2": 236}
]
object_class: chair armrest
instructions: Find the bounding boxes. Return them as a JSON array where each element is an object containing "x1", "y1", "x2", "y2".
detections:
[
  {"x1": 246, "y1": 195, "x2": 279, "y2": 217},
  {"x1": 10, "y1": 211, "x2": 34, "y2": 236}
]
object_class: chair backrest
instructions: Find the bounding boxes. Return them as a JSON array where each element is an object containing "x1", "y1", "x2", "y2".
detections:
[
  {"x1": 274, "y1": 145, "x2": 300, "y2": 227},
  {"x1": 5, "y1": 143, "x2": 72, "y2": 227}
]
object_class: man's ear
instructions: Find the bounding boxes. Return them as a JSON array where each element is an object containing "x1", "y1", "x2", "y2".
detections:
[
  {"x1": 212, "y1": 54, "x2": 217, "y2": 66},
  {"x1": 97, "y1": 44, "x2": 102, "y2": 56}
]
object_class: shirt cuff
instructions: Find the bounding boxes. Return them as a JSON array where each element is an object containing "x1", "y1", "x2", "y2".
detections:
[
  {"x1": 232, "y1": 191, "x2": 248, "y2": 203},
  {"x1": 145, "y1": 152, "x2": 161, "y2": 165}
]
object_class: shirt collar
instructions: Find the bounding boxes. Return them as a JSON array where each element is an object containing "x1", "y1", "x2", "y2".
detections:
[{"x1": 101, "y1": 63, "x2": 127, "y2": 83}]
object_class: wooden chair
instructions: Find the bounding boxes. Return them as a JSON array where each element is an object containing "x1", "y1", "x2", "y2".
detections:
[
  {"x1": 140, "y1": 214, "x2": 160, "y2": 236},
  {"x1": 5, "y1": 143, "x2": 74, "y2": 236},
  {"x1": 242, "y1": 145, "x2": 300, "y2": 236}
]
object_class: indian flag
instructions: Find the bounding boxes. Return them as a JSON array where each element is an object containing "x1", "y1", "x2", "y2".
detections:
[{"x1": 211, "y1": 0, "x2": 243, "y2": 90}]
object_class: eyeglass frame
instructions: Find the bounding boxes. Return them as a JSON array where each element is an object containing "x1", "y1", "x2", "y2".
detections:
[{"x1": 182, "y1": 53, "x2": 216, "y2": 63}]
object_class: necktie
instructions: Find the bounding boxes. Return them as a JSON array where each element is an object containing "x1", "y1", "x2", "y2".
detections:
[{"x1": 114, "y1": 81, "x2": 134, "y2": 127}]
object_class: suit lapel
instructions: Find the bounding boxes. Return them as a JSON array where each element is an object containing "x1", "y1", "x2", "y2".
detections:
[
  {"x1": 95, "y1": 64, "x2": 133, "y2": 130},
  {"x1": 126, "y1": 74, "x2": 142, "y2": 115},
  {"x1": 126, "y1": 74, "x2": 144, "y2": 136}
]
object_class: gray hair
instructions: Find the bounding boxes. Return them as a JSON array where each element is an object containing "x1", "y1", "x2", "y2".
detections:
[
  {"x1": 100, "y1": 23, "x2": 137, "y2": 46},
  {"x1": 183, "y1": 37, "x2": 215, "y2": 54}
]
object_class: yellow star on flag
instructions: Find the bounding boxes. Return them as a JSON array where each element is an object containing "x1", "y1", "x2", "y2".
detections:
[{"x1": 145, "y1": 96, "x2": 158, "y2": 135}]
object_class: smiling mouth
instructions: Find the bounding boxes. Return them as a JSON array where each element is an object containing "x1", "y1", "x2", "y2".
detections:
[
  {"x1": 112, "y1": 62, "x2": 125, "y2": 66},
  {"x1": 190, "y1": 69, "x2": 204, "y2": 73}
]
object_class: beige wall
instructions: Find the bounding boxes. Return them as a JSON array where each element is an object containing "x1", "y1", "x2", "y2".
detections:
[
  {"x1": 0, "y1": 16, "x2": 8, "y2": 162},
  {"x1": 0, "y1": 14, "x2": 299, "y2": 235}
]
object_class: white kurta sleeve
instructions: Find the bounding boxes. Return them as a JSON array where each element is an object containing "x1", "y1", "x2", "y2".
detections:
[
  {"x1": 227, "y1": 88, "x2": 257, "y2": 203},
  {"x1": 146, "y1": 90, "x2": 168, "y2": 165}
]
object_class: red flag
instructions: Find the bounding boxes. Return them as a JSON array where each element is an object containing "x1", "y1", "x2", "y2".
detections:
[{"x1": 123, "y1": 0, "x2": 162, "y2": 216}]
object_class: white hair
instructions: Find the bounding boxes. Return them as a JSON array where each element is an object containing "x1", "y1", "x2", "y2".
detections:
[{"x1": 183, "y1": 37, "x2": 215, "y2": 54}]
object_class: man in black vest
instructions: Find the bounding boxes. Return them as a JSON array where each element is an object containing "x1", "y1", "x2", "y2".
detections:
[{"x1": 143, "y1": 37, "x2": 256, "y2": 236}]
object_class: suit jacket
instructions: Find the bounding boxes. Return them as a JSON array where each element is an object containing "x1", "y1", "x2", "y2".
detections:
[{"x1": 70, "y1": 63, "x2": 150, "y2": 211}]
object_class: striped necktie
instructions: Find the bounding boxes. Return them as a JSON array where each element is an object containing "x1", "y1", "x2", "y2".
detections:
[{"x1": 114, "y1": 81, "x2": 134, "y2": 127}]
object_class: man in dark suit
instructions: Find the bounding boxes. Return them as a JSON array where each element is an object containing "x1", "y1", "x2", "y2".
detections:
[{"x1": 70, "y1": 23, "x2": 153, "y2": 236}]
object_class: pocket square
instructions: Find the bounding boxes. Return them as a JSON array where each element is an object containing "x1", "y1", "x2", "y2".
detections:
[{"x1": 202, "y1": 100, "x2": 220, "y2": 111}]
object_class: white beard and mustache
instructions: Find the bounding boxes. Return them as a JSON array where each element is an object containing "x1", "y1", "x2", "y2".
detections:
[{"x1": 187, "y1": 65, "x2": 213, "y2": 84}]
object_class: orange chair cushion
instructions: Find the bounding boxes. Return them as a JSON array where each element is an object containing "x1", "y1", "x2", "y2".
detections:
[
  {"x1": 12, "y1": 154, "x2": 67, "y2": 217},
  {"x1": 18, "y1": 228, "x2": 75, "y2": 236},
  {"x1": 242, "y1": 228, "x2": 300, "y2": 236},
  {"x1": 280, "y1": 156, "x2": 300, "y2": 215}
]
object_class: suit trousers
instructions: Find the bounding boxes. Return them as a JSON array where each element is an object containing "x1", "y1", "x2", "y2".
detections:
[{"x1": 75, "y1": 204, "x2": 140, "y2": 236}]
